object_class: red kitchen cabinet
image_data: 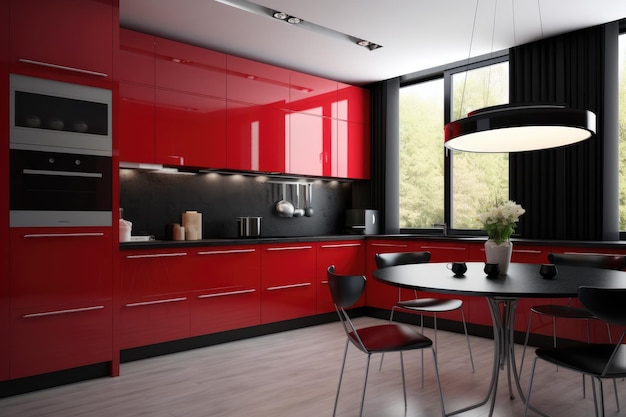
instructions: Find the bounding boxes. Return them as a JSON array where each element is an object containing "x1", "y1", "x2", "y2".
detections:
[
  {"x1": 226, "y1": 101, "x2": 289, "y2": 172},
  {"x1": 118, "y1": 29, "x2": 155, "y2": 85},
  {"x1": 366, "y1": 240, "x2": 413, "y2": 309},
  {"x1": 1, "y1": 0, "x2": 10, "y2": 381},
  {"x1": 9, "y1": 227, "x2": 113, "y2": 378},
  {"x1": 337, "y1": 84, "x2": 370, "y2": 124},
  {"x1": 226, "y1": 55, "x2": 289, "y2": 107},
  {"x1": 336, "y1": 120, "x2": 370, "y2": 179},
  {"x1": 289, "y1": 111, "x2": 333, "y2": 176},
  {"x1": 118, "y1": 83, "x2": 155, "y2": 163},
  {"x1": 10, "y1": 0, "x2": 115, "y2": 88},
  {"x1": 189, "y1": 246, "x2": 261, "y2": 335},
  {"x1": 289, "y1": 71, "x2": 337, "y2": 116},
  {"x1": 261, "y1": 243, "x2": 317, "y2": 323},
  {"x1": 155, "y1": 38, "x2": 226, "y2": 98},
  {"x1": 316, "y1": 241, "x2": 366, "y2": 313},
  {"x1": 155, "y1": 88, "x2": 227, "y2": 168},
  {"x1": 119, "y1": 248, "x2": 193, "y2": 349}
]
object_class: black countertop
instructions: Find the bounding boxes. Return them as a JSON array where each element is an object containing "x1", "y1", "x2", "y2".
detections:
[{"x1": 119, "y1": 234, "x2": 626, "y2": 250}]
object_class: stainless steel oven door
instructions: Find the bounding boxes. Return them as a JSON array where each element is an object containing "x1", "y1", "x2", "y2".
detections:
[{"x1": 10, "y1": 149, "x2": 112, "y2": 227}]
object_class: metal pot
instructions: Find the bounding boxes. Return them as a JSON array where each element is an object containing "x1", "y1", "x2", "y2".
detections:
[{"x1": 237, "y1": 216, "x2": 262, "y2": 238}]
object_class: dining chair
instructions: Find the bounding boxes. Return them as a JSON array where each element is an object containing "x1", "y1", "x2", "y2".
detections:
[
  {"x1": 374, "y1": 252, "x2": 474, "y2": 382},
  {"x1": 327, "y1": 265, "x2": 446, "y2": 417},
  {"x1": 524, "y1": 286, "x2": 626, "y2": 417},
  {"x1": 519, "y1": 253, "x2": 625, "y2": 408}
]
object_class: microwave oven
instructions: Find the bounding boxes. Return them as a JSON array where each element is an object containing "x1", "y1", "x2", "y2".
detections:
[{"x1": 9, "y1": 73, "x2": 112, "y2": 156}]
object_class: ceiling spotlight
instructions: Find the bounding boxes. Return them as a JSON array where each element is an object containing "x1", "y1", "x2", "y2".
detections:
[
  {"x1": 287, "y1": 16, "x2": 302, "y2": 24},
  {"x1": 272, "y1": 11, "x2": 287, "y2": 20},
  {"x1": 356, "y1": 39, "x2": 382, "y2": 51}
]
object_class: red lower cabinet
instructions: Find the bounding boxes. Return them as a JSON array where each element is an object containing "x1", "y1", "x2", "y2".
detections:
[
  {"x1": 366, "y1": 240, "x2": 413, "y2": 309},
  {"x1": 119, "y1": 249, "x2": 193, "y2": 349},
  {"x1": 261, "y1": 243, "x2": 317, "y2": 323},
  {"x1": 10, "y1": 300, "x2": 112, "y2": 378},
  {"x1": 189, "y1": 246, "x2": 261, "y2": 335},
  {"x1": 316, "y1": 241, "x2": 366, "y2": 313},
  {"x1": 9, "y1": 227, "x2": 113, "y2": 378}
]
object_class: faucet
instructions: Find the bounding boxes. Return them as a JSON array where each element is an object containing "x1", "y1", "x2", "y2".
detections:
[{"x1": 433, "y1": 223, "x2": 447, "y2": 236}]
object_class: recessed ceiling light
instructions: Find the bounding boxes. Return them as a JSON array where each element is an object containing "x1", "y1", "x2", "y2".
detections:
[{"x1": 272, "y1": 11, "x2": 287, "y2": 20}]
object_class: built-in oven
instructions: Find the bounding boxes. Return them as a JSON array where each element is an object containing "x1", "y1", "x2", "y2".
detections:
[{"x1": 9, "y1": 74, "x2": 113, "y2": 227}]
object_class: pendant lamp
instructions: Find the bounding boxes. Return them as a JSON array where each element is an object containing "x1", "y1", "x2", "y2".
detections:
[
  {"x1": 443, "y1": 0, "x2": 597, "y2": 153},
  {"x1": 444, "y1": 103, "x2": 596, "y2": 152}
]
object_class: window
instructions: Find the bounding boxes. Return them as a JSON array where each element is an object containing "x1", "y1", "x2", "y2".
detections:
[
  {"x1": 450, "y1": 62, "x2": 509, "y2": 229},
  {"x1": 399, "y1": 79, "x2": 444, "y2": 228},
  {"x1": 399, "y1": 58, "x2": 509, "y2": 231}
]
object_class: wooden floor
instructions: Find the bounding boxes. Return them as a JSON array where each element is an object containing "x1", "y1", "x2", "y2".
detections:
[{"x1": 1, "y1": 317, "x2": 625, "y2": 417}]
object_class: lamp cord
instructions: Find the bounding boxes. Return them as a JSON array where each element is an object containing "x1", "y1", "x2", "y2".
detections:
[{"x1": 457, "y1": 0, "x2": 481, "y2": 121}]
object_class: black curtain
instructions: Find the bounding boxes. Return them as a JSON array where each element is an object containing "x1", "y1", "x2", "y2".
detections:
[
  {"x1": 509, "y1": 22, "x2": 619, "y2": 240},
  {"x1": 369, "y1": 77, "x2": 400, "y2": 234}
]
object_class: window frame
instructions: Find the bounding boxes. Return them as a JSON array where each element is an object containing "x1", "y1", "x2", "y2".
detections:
[{"x1": 398, "y1": 52, "x2": 509, "y2": 236}]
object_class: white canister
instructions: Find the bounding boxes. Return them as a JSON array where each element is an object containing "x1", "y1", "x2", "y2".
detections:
[
  {"x1": 119, "y1": 218, "x2": 132, "y2": 242},
  {"x1": 182, "y1": 211, "x2": 202, "y2": 240}
]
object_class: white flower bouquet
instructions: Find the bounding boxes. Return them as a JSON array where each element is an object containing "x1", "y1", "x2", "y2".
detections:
[{"x1": 477, "y1": 199, "x2": 525, "y2": 244}]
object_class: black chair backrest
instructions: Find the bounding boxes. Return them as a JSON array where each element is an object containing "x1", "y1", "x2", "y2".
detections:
[
  {"x1": 548, "y1": 253, "x2": 626, "y2": 271},
  {"x1": 327, "y1": 265, "x2": 366, "y2": 309},
  {"x1": 579, "y1": 287, "x2": 626, "y2": 327},
  {"x1": 375, "y1": 251, "x2": 431, "y2": 269}
]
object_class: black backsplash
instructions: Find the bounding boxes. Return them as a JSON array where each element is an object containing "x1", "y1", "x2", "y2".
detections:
[{"x1": 119, "y1": 169, "x2": 353, "y2": 239}]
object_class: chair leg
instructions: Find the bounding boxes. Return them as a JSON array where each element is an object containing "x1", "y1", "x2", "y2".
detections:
[
  {"x1": 460, "y1": 308, "x2": 475, "y2": 372},
  {"x1": 590, "y1": 377, "x2": 605, "y2": 417},
  {"x1": 359, "y1": 354, "x2": 371, "y2": 417},
  {"x1": 430, "y1": 347, "x2": 447, "y2": 417},
  {"x1": 400, "y1": 352, "x2": 407, "y2": 412},
  {"x1": 520, "y1": 311, "x2": 534, "y2": 375},
  {"x1": 523, "y1": 357, "x2": 539, "y2": 417},
  {"x1": 333, "y1": 339, "x2": 350, "y2": 417}
]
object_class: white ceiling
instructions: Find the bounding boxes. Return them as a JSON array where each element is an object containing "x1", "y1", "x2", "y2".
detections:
[{"x1": 120, "y1": 0, "x2": 626, "y2": 85}]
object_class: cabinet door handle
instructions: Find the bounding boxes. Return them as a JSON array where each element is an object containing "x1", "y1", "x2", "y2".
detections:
[
  {"x1": 24, "y1": 232, "x2": 105, "y2": 238},
  {"x1": 266, "y1": 282, "x2": 312, "y2": 291},
  {"x1": 197, "y1": 289, "x2": 256, "y2": 299},
  {"x1": 124, "y1": 297, "x2": 187, "y2": 307},
  {"x1": 370, "y1": 243, "x2": 408, "y2": 248},
  {"x1": 23, "y1": 168, "x2": 103, "y2": 179},
  {"x1": 512, "y1": 249, "x2": 542, "y2": 254},
  {"x1": 18, "y1": 58, "x2": 108, "y2": 77},
  {"x1": 197, "y1": 249, "x2": 256, "y2": 255},
  {"x1": 125, "y1": 252, "x2": 187, "y2": 259},
  {"x1": 23, "y1": 305, "x2": 104, "y2": 318},
  {"x1": 421, "y1": 245, "x2": 467, "y2": 251},
  {"x1": 266, "y1": 246, "x2": 313, "y2": 251},
  {"x1": 320, "y1": 243, "x2": 361, "y2": 248}
]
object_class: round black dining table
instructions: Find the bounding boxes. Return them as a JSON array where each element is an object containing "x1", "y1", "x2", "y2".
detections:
[{"x1": 373, "y1": 262, "x2": 626, "y2": 417}]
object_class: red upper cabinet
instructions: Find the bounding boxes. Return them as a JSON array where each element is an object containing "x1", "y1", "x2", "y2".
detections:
[
  {"x1": 227, "y1": 101, "x2": 289, "y2": 172},
  {"x1": 288, "y1": 71, "x2": 338, "y2": 116},
  {"x1": 336, "y1": 120, "x2": 370, "y2": 179},
  {"x1": 118, "y1": 29, "x2": 155, "y2": 85},
  {"x1": 226, "y1": 55, "x2": 289, "y2": 107},
  {"x1": 155, "y1": 38, "x2": 226, "y2": 98},
  {"x1": 337, "y1": 83, "x2": 370, "y2": 124},
  {"x1": 289, "y1": 111, "x2": 333, "y2": 176},
  {"x1": 10, "y1": 0, "x2": 115, "y2": 88},
  {"x1": 155, "y1": 89, "x2": 227, "y2": 168},
  {"x1": 118, "y1": 83, "x2": 155, "y2": 163}
]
